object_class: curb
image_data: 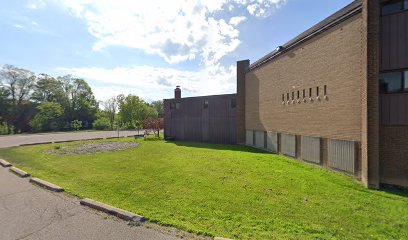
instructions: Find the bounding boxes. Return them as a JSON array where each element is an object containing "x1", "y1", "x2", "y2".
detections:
[
  {"x1": 80, "y1": 198, "x2": 145, "y2": 223},
  {"x1": 30, "y1": 177, "x2": 64, "y2": 192},
  {"x1": 19, "y1": 142, "x2": 52, "y2": 146},
  {"x1": 214, "y1": 238, "x2": 234, "y2": 240},
  {"x1": 9, "y1": 167, "x2": 30, "y2": 177},
  {"x1": 0, "y1": 159, "x2": 12, "y2": 167},
  {"x1": 53, "y1": 140, "x2": 77, "y2": 143}
]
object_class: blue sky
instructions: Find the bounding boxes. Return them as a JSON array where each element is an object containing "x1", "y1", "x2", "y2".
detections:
[{"x1": 0, "y1": 0, "x2": 353, "y2": 102}]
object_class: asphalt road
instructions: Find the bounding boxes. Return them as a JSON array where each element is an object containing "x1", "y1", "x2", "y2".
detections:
[
  {"x1": 0, "y1": 131, "x2": 183, "y2": 240},
  {"x1": 0, "y1": 130, "x2": 144, "y2": 148}
]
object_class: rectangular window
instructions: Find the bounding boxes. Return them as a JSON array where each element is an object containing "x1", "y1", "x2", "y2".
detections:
[
  {"x1": 203, "y1": 100, "x2": 209, "y2": 109},
  {"x1": 405, "y1": 0, "x2": 408, "y2": 9},
  {"x1": 404, "y1": 71, "x2": 408, "y2": 91},
  {"x1": 316, "y1": 86, "x2": 320, "y2": 96},
  {"x1": 170, "y1": 102, "x2": 175, "y2": 110},
  {"x1": 324, "y1": 85, "x2": 327, "y2": 96},
  {"x1": 291, "y1": 92, "x2": 294, "y2": 100},
  {"x1": 287, "y1": 93, "x2": 289, "y2": 101},
  {"x1": 380, "y1": 72, "x2": 403, "y2": 93},
  {"x1": 382, "y1": 1, "x2": 404, "y2": 15},
  {"x1": 282, "y1": 94, "x2": 285, "y2": 102},
  {"x1": 297, "y1": 91, "x2": 300, "y2": 99},
  {"x1": 309, "y1": 88, "x2": 312, "y2": 98},
  {"x1": 303, "y1": 89, "x2": 305, "y2": 98},
  {"x1": 176, "y1": 103, "x2": 180, "y2": 110}
]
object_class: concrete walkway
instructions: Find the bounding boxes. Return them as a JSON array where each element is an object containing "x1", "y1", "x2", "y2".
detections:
[
  {"x1": 0, "y1": 130, "x2": 144, "y2": 148},
  {"x1": 0, "y1": 131, "x2": 183, "y2": 240}
]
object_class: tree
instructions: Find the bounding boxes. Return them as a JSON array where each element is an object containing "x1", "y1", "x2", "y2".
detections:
[
  {"x1": 117, "y1": 94, "x2": 157, "y2": 129},
  {"x1": 57, "y1": 75, "x2": 99, "y2": 128},
  {"x1": 150, "y1": 100, "x2": 164, "y2": 117},
  {"x1": 0, "y1": 65, "x2": 36, "y2": 131},
  {"x1": 32, "y1": 74, "x2": 68, "y2": 104},
  {"x1": 30, "y1": 102, "x2": 64, "y2": 132},
  {"x1": 142, "y1": 117, "x2": 164, "y2": 137},
  {"x1": 0, "y1": 87, "x2": 10, "y2": 123},
  {"x1": 102, "y1": 96, "x2": 118, "y2": 130}
]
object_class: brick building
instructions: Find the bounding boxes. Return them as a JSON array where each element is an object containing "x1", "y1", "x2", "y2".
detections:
[{"x1": 164, "y1": 0, "x2": 408, "y2": 188}]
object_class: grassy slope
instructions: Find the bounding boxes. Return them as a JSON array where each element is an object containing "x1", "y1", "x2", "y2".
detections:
[{"x1": 0, "y1": 138, "x2": 406, "y2": 239}]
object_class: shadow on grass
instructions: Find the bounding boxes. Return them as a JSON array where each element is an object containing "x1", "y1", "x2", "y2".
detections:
[
  {"x1": 164, "y1": 140, "x2": 270, "y2": 154},
  {"x1": 380, "y1": 184, "x2": 408, "y2": 198}
]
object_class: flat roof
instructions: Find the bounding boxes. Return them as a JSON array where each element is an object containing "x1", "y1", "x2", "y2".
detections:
[
  {"x1": 249, "y1": 0, "x2": 362, "y2": 71},
  {"x1": 164, "y1": 93, "x2": 236, "y2": 101}
]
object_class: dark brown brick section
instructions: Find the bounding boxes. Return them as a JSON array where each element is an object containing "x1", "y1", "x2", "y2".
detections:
[
  {"x1": 361, "y1": 0, "x2": 380, "y2": 189},
  {"x1": 379, "y1": 126, "x2": 408, "y2": 187},
  {"x1": 236, "y1": 60, "x2": 250, "y2": 144}
]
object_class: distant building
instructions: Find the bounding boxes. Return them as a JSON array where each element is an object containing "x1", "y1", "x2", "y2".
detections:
[{"x1": 164, "y1": 0, "x2": 408, "y2": 189}]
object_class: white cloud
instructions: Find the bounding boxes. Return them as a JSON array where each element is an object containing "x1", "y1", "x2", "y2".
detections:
[
  {"x1": 26, "y1": 0, "x2": 46, "y2": 9},
  {"x1": 13, "y1": 24, "x2": 24, "y2": 29},
  {"x1": 57, "y1": 64, "x2": 236, "y2": 101},
  {"x1": 50, "y1": 0, "x2": 287, "y2": 101},
  {"x1": 229, "y1": 16, "x2": 247, "y2": 26},
  {"x1": 55, "y1": 0, "x2": 287, "y2": 65}
]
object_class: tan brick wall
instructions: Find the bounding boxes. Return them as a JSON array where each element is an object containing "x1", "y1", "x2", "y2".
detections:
[
  {"x1": 379, "y1": 126, "x2": 408, "y2": 187},
  {"x1": 245, "y1": 14, "x2": 364, "y2": 142}
]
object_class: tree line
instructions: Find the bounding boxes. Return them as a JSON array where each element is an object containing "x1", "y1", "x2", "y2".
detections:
[{"x1": 0, "y1": 65, "x2": 163, "y2": 135}]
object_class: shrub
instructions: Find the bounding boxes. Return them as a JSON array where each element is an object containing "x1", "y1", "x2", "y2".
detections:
[
  {"x1": 71, "y1": 120, "x2": 83, "y2": 131},
  {"x1": 93, "y1": 118, "x2": 111, "y2": 130},
  {"x1": 0, "y1": 122, "x2": 9, "y2": 135}
]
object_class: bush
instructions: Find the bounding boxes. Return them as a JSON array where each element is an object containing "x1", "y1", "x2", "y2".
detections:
[
  {"x1": 93, "y1": 118, "x2": 111, "y2": 130},
  {"x1": 71, "y1": 120, "x2": 82, "y2": 131},
  {"x1": 29, "y1": 117, "x2": 43, "y2": 133},
  {"x1": 0, "y1": 122, "x2": 9, "y2": 135}
]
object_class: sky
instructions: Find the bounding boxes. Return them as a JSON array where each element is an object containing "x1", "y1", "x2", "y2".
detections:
[{"x1": 0, "y1": 0, "x2": 354, "y2": 102}]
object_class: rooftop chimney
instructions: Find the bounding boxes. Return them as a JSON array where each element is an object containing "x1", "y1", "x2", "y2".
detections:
[{"x1": 175, "y1": 86, "x2": 181, "y2": 99}]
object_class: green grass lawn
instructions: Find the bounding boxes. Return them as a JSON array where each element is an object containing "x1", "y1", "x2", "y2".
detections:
[{"x1": 0, "y1": 138, "x2": 407, "y2": 239}]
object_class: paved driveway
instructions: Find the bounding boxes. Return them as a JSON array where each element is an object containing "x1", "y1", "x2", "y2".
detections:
[
  {"x1": 0, "y1": 130, "x2": 144, "y2": 148},
  {"x1": 0, "y1": 131, "x2": 185, "y2": 240},
  {"x1": 0, "y1": 168, "x2": 181, "y2": 240}
]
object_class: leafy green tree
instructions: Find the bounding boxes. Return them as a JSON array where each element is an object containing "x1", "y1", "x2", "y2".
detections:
[
  {"x1": 102, "y1": 96, "x2": 118, "y2": 130},
  {"x1": 32, "y1": 74, "x2": 68, "y2": 104},
  {"x1": 57, "y1": 75, "x2": 99, "y2": 128},
  {"x1": 0, "y1": 65, "x2": 36, "y2": 131},
  {"x1": 30, "y1": 102, "x2": 64, "y2": 132},
  {"x1": 117, "y1": 94, "x2": 158, "y2": 129},
  {"x1": 150, "y1": 100, "x2": 164, "y2": 117},
  {"x1": 0, "y1": 87, "x2": 11, "y2": 124}
]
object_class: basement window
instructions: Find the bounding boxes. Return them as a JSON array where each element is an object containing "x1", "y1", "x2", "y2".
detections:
[{"x1": 203, "y1": 100, "x2": 209, "y2": 109}]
